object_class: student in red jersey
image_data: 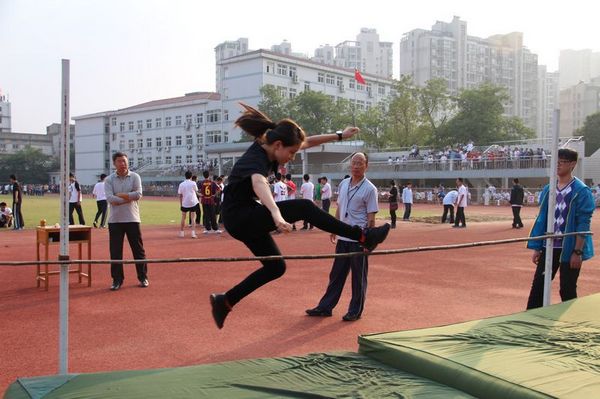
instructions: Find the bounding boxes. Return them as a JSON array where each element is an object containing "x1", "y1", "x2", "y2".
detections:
[
  {"x1": 200, "y1": 170, "x2": 221, "y2": 234},
  {"x1": 209, "y1": 103, "x2": 390, "y2": 329}
]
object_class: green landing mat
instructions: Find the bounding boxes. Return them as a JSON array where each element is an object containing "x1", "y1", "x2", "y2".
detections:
[
  {"x1": 359, "y1": 293, "x2": 600, "y2": 399},
  {"x1": 4, "y1": 352, "x2": 473, "y2": 399}
]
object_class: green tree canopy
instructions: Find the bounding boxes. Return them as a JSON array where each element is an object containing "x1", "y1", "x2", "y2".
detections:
[
  {"x1": 0, "y1": 146, "x2": 57, "y2": 183},
  {"x1": 575, "y1": 112, "x2": 600, "y2": 156}
]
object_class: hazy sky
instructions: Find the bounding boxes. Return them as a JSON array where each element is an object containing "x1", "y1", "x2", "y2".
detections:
[{"x1": 1, "y1": 0, "x2": 598, "y2": 134}]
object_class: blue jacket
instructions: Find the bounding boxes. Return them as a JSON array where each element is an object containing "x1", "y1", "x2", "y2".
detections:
[{"x1": 528, "y1": 177, "x2": 595, "y2": 262}]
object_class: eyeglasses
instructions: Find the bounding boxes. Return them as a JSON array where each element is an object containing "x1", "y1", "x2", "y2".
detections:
[{"x1": 557, "y1": 159, "x2": 575, "y2": 165}]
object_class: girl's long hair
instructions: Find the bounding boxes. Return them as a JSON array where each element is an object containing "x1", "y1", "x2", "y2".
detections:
[{"x1": 234, "y1": 103, "x2": 305, "y2": 147}]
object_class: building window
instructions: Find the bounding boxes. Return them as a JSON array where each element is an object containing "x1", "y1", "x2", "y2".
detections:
[
  {"x1": 175, "y1": 136, "x2": 182, "y2": 146},
  {"x1": 337, "y1": 76, "x2": 343, "y2": 87},
  {"x1": 304, "y1": 82, "x2": 310, "y2": 91},
  {"x1": 128, "y1": 139, "x2": 134, "y2": 150},
  {"x1": 277, "y1": 63, "x2": 288, "y2": 76},
  {"x1": 119, "y1": 140, "x2": 125, "y2": 149},
  {"x1": 155, "y1": 156, "x2": 161, "y2": 165},
  {"x1": 146, "y1": 119, "x2": 152, "y2": 129},
  {"x1": 207, "y1": 130, "x2": 222, "y2": 143},
  {"x1": 111, "y1": 117, "x2": 117, "y2": 126},
  {"x1": 186, "y1": 154, "x2": 193, "y2": 164},
  {"x1": 165, "y1": 156, "x2": 172, "y2": 164},
  {"x1": 186, "y1": 135, "x2": 193, "y2": 145},
  {"x1": 378, "y1": 84, "x2": 385, "y2": 95},
  {"x1": 146, "y1": 138, "x2": 152, "y2": 148},
  {"x1": 175, "y1": 155, "x2": 182, "y2": 164},
  {"x1": 223, "y1": 110, "x2": 229, "y2": 121},
  {"x1": 318, "y1": 73, "x2": 324, "y2": 83},
  {"x1": 119, "y1": 122, "x2": 125, "y2": 132},
  {"x1": 266, "y1": 61, "x2": 274, "y2": 74},
  {"x1": 289, "y1": 66, "x2": 297, "y2": 78},
  {"x1": 326, "y1": 74, "x2": 335, "y2": 85},
  {"x1": 165, "y1": 136, "x2": 172, "y2": 146},
  {"x1": 155, "y1": 118, "x2": 162, "y2": 128},
  {"x1": 289, "y1": 88, "x2": 297, "y2": 99},
  {"x1": 156, "y1": 137, "x2": 162, "y2": 147},
  {"x1": 197, "y1": 133, "x2": 203, "y2": 146},
  {"x1": 137, "y1": 138, "x2": 143, "y2": 148},
  {"x1": 165, "y1": 116, "x2": 172, "y2": 127},
  {"x1": 175, "y1": 116, "x2": 182, "y2": 126},
  {"x1": 349, "y1": 80, "x2": 355, "y2": 89},
  {"x1": 278, "y1": 86, "x2": 287, "y2": 97},
  {"x1": 196, "y1": 113, "x2": 203, "y2": 124},
  {"x1": 185, "y1": 114, "x2": 192, "y2": 125},
  {"x1": 207, "y1": 110, "x2": 220, "y2": 123}
]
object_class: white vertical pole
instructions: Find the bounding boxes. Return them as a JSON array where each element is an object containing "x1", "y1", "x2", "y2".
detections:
[
  {"x1": 59, "y1": 59, "x2": 71, "y2": 374},
  {"x1": 543, "y1": 109, "x2": 560, "y2": 307}
]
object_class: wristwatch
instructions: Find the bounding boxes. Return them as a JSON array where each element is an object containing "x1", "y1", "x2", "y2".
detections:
[
  {"x1": 336, "y1": 131, "x2": 343, "y2": 141},
  {"x1": 573, "y1": 249, "x2": 583, "y2": 256}
]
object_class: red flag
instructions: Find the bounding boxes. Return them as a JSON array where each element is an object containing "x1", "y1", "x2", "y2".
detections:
[{"x1": 354, "y1": 69, "x2": 366, "y2": 85}]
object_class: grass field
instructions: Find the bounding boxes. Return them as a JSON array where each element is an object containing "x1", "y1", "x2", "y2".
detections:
[{"x1": 0, "y1": 194, "x2": 512, "y2": 229}]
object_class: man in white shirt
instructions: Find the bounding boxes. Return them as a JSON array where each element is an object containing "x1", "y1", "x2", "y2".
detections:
[
  {"x1": 402, "y1": 182, "x2": 413, "y2": 221},
  {"x1": 273, "y1": 173, "x2": 288, "y2": 203},
  {"x1": 178, "y1": 170, "x2": 199, "y2": 238},
  {"x1": 453, "y1": 178, "x2": 468, "y2": 228},
  {"x1": 68, "y1": 173, "x2": 85, "y2": 225},
  {"x1": 0, "y1": 202, "x2": 13, "y2": 228},
  {"x1": 441, "y1": 190, "x2": 458, "y2": 224},
  {"x1": 300, "y1": 174, "x2": 314, "y2": 229},
  {"x1": 321, "y1": 176, "x2": 332, "y2": 214},
  {"x1": 92, "y1": 174, "x2": 108, "y2": 228}
]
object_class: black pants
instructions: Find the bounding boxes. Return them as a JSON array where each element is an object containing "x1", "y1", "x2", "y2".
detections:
[
  {"x1": 94, "y1": 200, "x2": 108, "y2": 227},
  {"x1": 316, "y1": 240, "x2": 368, "y2": 316},
  {"x1": 390, "y1": 205, "x2": 397, "y2": 228},
  {"x1": 322, "y1": 198, "x2": 331, "y2": 214},
  {"x1": 441, "y1": 204, "x2": 454, "y2": 223},
  {"x1": 69, "y1": 202, "x2": 85, "y2": 225},
  {"x1": 12, "y1": 202, "x2": 23, "y2": 229},
  {"x1": 109, "y1": 222, "x2": 147, "y2": 283},
  {"x1": 188, "y1": 203, "x2": 201, "y2": 225},
  {"x1": 526, "y1": 248, "x2": 581, "y2": 309},
  {"x1": 403, "y1": 203, "x2": 412, "y2": 220},
  {"x1": 512, "y1": 206, "x2": 523, "y2": 228},
  {"x1": 202, "y1": 203, "x2": 218, "y2": 231},
  {"x1": 454, "y1": 207, "x2": 466, "y2": 227},
  {"x1": 223, "y1": 199, "x2": 363, "y2": 306}
]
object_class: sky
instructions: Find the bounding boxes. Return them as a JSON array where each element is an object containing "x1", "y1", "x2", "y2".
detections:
[{"x1": 1, "y1": 0, "x2": 598, "y2": 134}]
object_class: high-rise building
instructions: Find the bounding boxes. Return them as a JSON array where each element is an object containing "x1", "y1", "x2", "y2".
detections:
[
  {"x1": 558, "y1": 49, "x2": 600, "y2": 90},
  {"x1": 311, "y1": 28, "x2": 393, "y2": 79},
  {"x1": 400, "y1": 16, "x2": 539, "y2": 132},
  {"x1": 536, "y1": 66, "x2": 560, "y2": 139},
  {"x1": 559, "y1": 77, "x2": 600, "y2": 136},
  {"x1": 0, "y1": 93, "x2": 11, "y2": 133}
]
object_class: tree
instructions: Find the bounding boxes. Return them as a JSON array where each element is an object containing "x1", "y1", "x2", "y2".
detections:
[
  {"x1": 356, "y1": 106, "x2": 388, "y2": 149},
  {"x1": 289, "y1": 90, "x2": 336, "y2": 135},
  {"x1": 386, "y1": 76, "x2": 422, "y2": 147},
  {"x1": 575, "y1": 112, "x2": 600, "y2": 156},
  {"x1": 0, "y1": 146, "x2": 56, "y2": 183},
  {"x1": 417, "y1": 78, "x2": 453, "y2": 139},
  {"x1": 257, "y1": 85, "x2": 290, "y2": 123}
]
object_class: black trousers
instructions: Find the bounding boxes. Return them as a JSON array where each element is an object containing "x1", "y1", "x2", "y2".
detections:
[
  {"x1": 512, "y1": 206, "x2": 523, "y2": 228},
  {"x1": 526, "y1": 248, "x2": 581, "y2": 309},
  {"x1": 223, "y1": 199, "x2": 363, "y2": 306},
  {"x1": 109, "y1": 222, "x2": 147, "y2": 283},
  {"x1": 403, "y1": 203, "x2": 412, "y2": 220},
  {"x1": 69, "y1": 202, "x2": 85, "y2": 225},
  {"x1": 12, "y1": 202, "x2": 24, "y2": 229},
  {"x1": 94, "y1": 200, "x2": 107, "y2": 227},
  {"x1": 317, "y1": 240, "x2": 368, "y2": 316},
  {"x1": 390, "y1": 205, "x2": 397, "y2": 227},
  {"x1": 322, "y1": 198, "x2": 331, "y2": 214},
  {"x1": 441, "y1": 204, "x2": 454, "y2": 223},
  {"x1": 202, "y1": 203, "x2": 218, "y2": 230},
  {"x1": 454, "y1": 207, "x2": 466, "y2": 227}
]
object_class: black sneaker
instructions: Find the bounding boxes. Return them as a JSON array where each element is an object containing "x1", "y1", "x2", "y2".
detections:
[
  {"x1": 140, "y1": 278, "x2": 149, "y2": 288},
  {"x1": 93, "y1": 221, "x2": 98, "y2": 228},
  {"x1": 110, "y1": 280, "x2": 122, "y2": 291},
  {"x1": 342, "y1": 313, "x2": 361, "y2": 321},
  {"x1": 361, "y1": 223, "x2": 391, "y2": 252},
  {"x1": 210, "y1": 293, "x2": 231, "y2": 329},
  {"x1": 305, "y1": 307, "x2": 332, "y2": 317}
]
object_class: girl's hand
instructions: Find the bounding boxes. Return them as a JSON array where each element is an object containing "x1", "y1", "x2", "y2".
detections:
[
  {"x1": 342, "y1": 127, "x2": 360, "y2": 139},
  {"x1": 272, "y1": 210, "x2": 293, "y2": 233}
]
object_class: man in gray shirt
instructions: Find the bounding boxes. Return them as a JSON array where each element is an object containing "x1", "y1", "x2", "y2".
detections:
[
  {"x1": 306, "y1": 152, "x2": 380, "y2": 321},
  {"x1": 104, "y1": 152, "x2": 148, "y2": 290}
]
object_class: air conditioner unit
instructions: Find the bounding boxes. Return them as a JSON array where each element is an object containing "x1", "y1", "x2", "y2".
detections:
[
  {"x1": 195, "y1": 124, "x2": 201, "y2": 129},
  {"x1": 157, "y1": 147, "x2": 162, "y2": 152},
  {"x1": 185, "y1": 121, "x2": 191, "y2": 130},
  {"x1": 137, "y1": 148, "x2": 143, "y2": 153},
  {"x1": 136, "y1": 129, "x2": 142, "y2": 135},
  {"x1": 292, "y1": 74, "x2": 299, "y2": 83},
  {"x1": 165, "y1": 147, "x2": 170, "y2": 152},
  {"x1": 186, "y1": 145, "x2": 192, "y2": 150}
]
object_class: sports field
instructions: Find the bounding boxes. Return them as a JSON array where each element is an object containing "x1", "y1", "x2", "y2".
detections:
[{"x1": 1, "y1": 197, "x2": 599, "y2": 396}]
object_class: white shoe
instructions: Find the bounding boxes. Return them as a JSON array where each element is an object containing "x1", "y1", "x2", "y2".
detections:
[
  {"x1": 215, "y1": 229, "x2": 223, "y2": 234},
  {"x1": 191, "y1": 231, "x2": 197, "y2": 238},
  {"x1": 178, "y1": 231, "x2": 185, "y2": 238}
]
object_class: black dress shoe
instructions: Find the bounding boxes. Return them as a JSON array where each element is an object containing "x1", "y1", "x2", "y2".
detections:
[
  {"x1": 110, "y1": 280, "x2": 122, "y2": 291},
  {"x1": 305, "y1": 307, "x2": 332, "y2": 317},
  {"x1": 210, "y1": 293, "x2": 231, "y2": 329},
  {"x1": 139, "y1": 278, "x2": 149, "y2": 288},
  {"x1": 342, "y1": 313, "x2": 361, "y2": 321}
]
